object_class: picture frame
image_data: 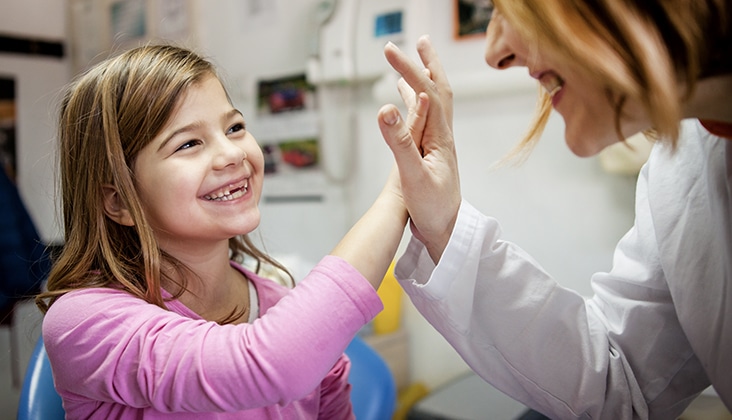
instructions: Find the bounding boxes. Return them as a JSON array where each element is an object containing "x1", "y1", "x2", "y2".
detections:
[{"x1": 454, "y1": 0, "x2": 494, "y2": 40}]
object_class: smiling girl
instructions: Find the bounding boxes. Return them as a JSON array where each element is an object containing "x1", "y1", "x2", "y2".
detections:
[
  {"x1": 376, "y1": 0, "x2": 731, "y2": 418},
  {"x1": 37, "y1": 44, "x2": 411, "y2": 419}
]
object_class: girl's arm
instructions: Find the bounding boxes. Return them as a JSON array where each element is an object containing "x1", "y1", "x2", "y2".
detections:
[
  {"x1": 329, "y1": 167, "x2": 408, "y2": 290},
  {"x1": 44, "y1": 262, "x2": 381, "y2": 414}
]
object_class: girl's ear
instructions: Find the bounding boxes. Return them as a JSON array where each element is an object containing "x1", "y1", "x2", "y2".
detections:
[{"x1": 101, "y1": 184, "x2": 135, "y2": 226}]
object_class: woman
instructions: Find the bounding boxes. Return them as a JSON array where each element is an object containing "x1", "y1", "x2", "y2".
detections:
[{"x1": 376, "y1": 0, "x2": 731, "y2": 418}]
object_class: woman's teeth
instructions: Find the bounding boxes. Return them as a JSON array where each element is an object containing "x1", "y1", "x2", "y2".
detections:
[{"x1": 540, "y1": 73, "x2": 564, "y2": 97}]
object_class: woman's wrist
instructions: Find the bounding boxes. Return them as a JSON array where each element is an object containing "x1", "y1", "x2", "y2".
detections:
[{"x1": 424, "y1": 215, "x2": 456, "y2": 263}]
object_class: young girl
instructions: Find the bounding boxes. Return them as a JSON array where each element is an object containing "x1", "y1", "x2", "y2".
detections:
[
  {"x1": 377, "y1": 0, "x2": 731, "y2": 418},
  {"x1": 37, "y1": 44, "x2": 412, "y2": 419}
]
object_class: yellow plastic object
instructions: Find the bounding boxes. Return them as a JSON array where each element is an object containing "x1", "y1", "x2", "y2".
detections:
[
  {"x1": 373, "y1": 260, "x2": 402, "y2": 335},
  {"x1": 393, "y1": 382, "x2": 430, "y2": 420}
]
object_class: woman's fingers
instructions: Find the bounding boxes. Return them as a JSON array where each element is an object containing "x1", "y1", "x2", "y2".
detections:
[
  {"x1": 415, "y1": 36, "x2": 453, "y2": 128},
  {"x1": 415, "y1": 36, "x2": 449, "y2": 92},
  {"x1": 384, "y1": 42, "x2": 436, "y2": 96},
  {"x1": 384, "y1": 38, "x2": 453, "y2": 148}
]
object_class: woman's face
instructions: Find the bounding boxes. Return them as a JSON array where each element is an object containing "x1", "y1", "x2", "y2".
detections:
[
  {"x1": 132, "y1": 75, "x2": 264, "y2": 254},
  {"x1": 484, "y1": 11, "x2": 648, "y2": 156}
]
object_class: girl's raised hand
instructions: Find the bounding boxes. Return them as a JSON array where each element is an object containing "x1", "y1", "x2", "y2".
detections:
[{"x1": 377, "y1": 35, "x2": 461, "y2": 263}]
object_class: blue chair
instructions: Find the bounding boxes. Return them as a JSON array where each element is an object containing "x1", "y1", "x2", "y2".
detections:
[
  {"x1": 345, "y1": 335, "x2": 397, "y2": 420},
  {"x1": 17, "y1": 336, "x2": 65, "y2": 420},
  {"x1": 17, "y1": 335, "x2": 395, "y2": 419}
]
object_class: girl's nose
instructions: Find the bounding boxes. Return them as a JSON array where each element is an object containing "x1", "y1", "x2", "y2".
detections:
[
  {"x1": 212, "y1": 136, "x2": 246, "y2": 170},
  {"x1": 484, "y1": 16, "x2": 524, "y2": 70}
]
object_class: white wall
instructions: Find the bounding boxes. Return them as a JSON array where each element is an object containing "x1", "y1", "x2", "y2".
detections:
[
  {"x1": 0, "y1": 0, "x2": 67, "y2": 39},
  {"x1": 0, "y1": 0, "x2": 70, "y2": 243}
]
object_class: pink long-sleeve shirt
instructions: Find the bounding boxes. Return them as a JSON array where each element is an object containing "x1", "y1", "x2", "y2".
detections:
[{"x1": 42, "y1": 255, "x2": 382, "y2": 419}]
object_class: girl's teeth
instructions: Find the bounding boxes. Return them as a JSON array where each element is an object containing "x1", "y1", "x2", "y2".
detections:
[{"x1": 205, "y1": 184, "x2": 247, "y2": 201}]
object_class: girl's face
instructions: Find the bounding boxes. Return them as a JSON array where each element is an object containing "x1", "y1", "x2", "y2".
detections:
[
  {"x1": 484, "y1": 12, "x2": 648, "y2": 156},
  {"x1": 132, "y1": 75, "x2": 264, "y2": 252}
]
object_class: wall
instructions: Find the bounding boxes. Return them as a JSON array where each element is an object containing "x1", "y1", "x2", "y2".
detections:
[{"x1": 0, "y1": 0, "x2": 70, "y2": 243}]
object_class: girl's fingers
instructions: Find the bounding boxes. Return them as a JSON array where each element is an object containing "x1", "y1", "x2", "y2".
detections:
[
  {"x1": 409, "y1": 93, "x2": 430, "y2": 154},
  {"x1": 397, "y1": 77, "x2": 417, "y2": 109},
  {"x1": 377, "y1": 104, "x2": 425, "y2": 181},
  {"x1": 394, "y1": 77, "x2": 430, "y2": 155}
]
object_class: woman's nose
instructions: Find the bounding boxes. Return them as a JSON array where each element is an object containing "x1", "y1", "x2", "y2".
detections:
[
  {"x1": 212, "y1": 136, "x2": 246, "y2": 170},
  {"x1": 484, "y1": 16, "x2": 524, "y2": 70}
]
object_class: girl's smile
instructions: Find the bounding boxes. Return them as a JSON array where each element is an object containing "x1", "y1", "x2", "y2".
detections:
[{"x1": 202, "y1": 177, "x2": 250, "y2": 202}]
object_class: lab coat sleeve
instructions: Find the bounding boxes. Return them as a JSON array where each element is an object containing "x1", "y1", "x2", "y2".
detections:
[
  {"x1": 396, "y1": 191, "x2": 696, "y2": 419},
  {"x1": 43, "y1": 255, "x2": 381, "y2": 414}
]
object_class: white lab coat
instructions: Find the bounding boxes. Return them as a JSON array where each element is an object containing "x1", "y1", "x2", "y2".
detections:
[{"x1": 396, "y1": 119, "x2": 731, "y2": 419}]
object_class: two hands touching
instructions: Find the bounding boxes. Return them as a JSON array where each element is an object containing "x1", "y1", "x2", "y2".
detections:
[
  {"x1": 378, "y1": 36, "x2": 462, "y2": 264},
  {"x1": 329, "y1": 36, "x2": 460, "y2": 289}
]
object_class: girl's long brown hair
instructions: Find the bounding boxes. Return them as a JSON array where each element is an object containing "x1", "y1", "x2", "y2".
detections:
[
  {"x1": 37, "y1": 45, "x2": 291, "y2": 323},
  {"x1": 494, "y1": 0, "x2": 731, "y2": 162}
]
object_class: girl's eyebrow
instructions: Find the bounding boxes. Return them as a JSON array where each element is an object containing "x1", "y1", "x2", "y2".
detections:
[
  {"x1": 158, "y1": 121, "x2": 202, "y2": 152},
  {"x1": 157, "y1": 109, "x2": 244, "y2": 152},
  {"x1": 228, "y1": 108, "x2": 245, "y2": 122}
]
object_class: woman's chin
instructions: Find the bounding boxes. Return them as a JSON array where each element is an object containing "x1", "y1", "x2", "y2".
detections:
[
  {"x1": 565, "y1": 138, "x2": 604, "y2": 157},
  {"x1": 564, "y1": 129, "x2": 621, "y2": 158}
]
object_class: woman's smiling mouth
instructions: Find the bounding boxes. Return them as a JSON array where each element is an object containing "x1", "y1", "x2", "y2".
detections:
[
  {"x1": 203, "y1": 179, "x2": 249, "y2": 201},
  {"x1": 539, "y1": 71, "x2": 565, "y2": 97}
]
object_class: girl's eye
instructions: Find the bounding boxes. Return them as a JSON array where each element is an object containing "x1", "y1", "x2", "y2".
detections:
[
  {"x1": 175, "y1": 139, "x2": 201, "y2": 152},
  {"x1": 227, "y1": 123, "x2": 245, "y2": 135}
]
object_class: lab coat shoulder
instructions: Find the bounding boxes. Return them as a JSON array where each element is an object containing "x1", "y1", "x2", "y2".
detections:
[{"x1": 640, "y1": 120, "x2": 732, "y2": 407}]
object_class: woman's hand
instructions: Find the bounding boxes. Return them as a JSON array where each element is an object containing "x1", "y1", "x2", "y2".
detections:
[{"x1": 377, "y1": 35, "x2": 461, "y2": 263}]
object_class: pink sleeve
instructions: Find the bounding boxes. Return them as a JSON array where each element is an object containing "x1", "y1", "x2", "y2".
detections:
[
  {"x1": 43, "y1": 256, "x2": 382, "y2": 413},
  {"x1": 318, "y1": 355, "x2": 356, "y2": 419}
]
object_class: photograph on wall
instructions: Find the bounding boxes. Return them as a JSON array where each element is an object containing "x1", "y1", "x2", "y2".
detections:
[
  {"x1": 0, "y1": 77, "x2": 16, "y2": 180},
  {"x1": 262, "y1": 138, "x2": 319, "y2": 175},
  {"x1": 257, "y1": 73, "x2": 315, "y2": 116},
  {"x1": 256, "y1": 74, "x2": 319, "y2": 175},
  {"x1": 455, "y1": 0, "x2": 494, "y2": 39}
]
